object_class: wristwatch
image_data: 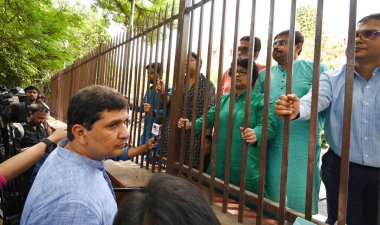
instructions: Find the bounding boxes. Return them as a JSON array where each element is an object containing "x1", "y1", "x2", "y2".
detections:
[{"x1": 41, "y1": 138, "x2": 57, "y2": 153}]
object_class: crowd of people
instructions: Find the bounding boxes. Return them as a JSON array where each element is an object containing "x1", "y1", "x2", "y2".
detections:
[{"x1": 0, "y1": 13, "x2": 379, "y2": 225}]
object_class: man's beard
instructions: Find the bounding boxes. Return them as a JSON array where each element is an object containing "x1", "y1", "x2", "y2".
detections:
[{"x1": 27, "y1": 95, "x2": 36, "y2": 103}]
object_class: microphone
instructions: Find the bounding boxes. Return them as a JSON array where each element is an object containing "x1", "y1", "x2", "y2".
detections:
[{"x1": 152, "y1": 117, "x2": 163, "y2": 143}]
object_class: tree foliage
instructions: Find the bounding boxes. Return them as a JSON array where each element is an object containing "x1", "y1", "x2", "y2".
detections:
[
  {"x1": 0, "y1": 0, "x2": 109, "y2": 89},
  {"x1": 94, "y1": 0, "x2": 172, "y2": 29},
  {"x1": 296, "y1": 5, "x2": 345, "y2": 70}
]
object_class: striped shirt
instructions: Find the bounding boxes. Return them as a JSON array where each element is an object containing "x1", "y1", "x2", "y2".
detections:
[{"x1": 299, "y1": 65, "x2": 380, "y2": 167}]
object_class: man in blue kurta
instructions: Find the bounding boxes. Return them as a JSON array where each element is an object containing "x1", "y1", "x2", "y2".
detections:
[
  {"x1": 21, "y1": 85, "x2": 130, "y2": 225},
  {"x1": 140, "y1": 63, "x2": 166, "y2": 154},
  {"x1": 253, "y1": 30, "x2": 329, "y2": 214}
]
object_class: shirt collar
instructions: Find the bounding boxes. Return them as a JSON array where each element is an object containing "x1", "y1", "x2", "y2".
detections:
[{"x1": 57, "y1": 139, "x2": 105, "y2": 170}]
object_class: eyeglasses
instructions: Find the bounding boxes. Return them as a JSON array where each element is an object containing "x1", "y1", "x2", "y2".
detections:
[
  {"x1": 273, "y1": 40, "x2": 288, "y2": 48},
  {"x1": 236, "y1": 71, "x2": 248, "y2": 77},
  {"x1": 355, "y1": 30, "x2": 380, "y2": 40},
  {"x1": 238, "y1": 47, "x2": 249, "y2": 55}
]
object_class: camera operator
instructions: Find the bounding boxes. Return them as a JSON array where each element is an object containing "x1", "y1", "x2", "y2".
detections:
[
  {"x1": 12, "y1": 101, "x2": 51, "y2": 188},
  {"x1": 24, "y1": 85, "x2": 40, "y2": 105}
]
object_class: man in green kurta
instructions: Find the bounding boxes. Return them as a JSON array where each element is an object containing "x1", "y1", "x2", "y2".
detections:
[
  {"x1": 178, "y1": 58, "x2": 276, "y2": 194},
  {"x1": 253, "y1": 30, "x2": 329, "y2": 214}
]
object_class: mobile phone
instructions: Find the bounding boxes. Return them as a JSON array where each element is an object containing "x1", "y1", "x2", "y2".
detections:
[{"x1": 153, "y1": 135, "x2": 160, "y2": 144}]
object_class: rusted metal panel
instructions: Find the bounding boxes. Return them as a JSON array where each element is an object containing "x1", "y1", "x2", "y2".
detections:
[
  {"x1": 305, "y1": 0, "x2": 324, "y2": 220},
  {"x1": 338, "y1": 1, "x2": 357, "y2": 224}
]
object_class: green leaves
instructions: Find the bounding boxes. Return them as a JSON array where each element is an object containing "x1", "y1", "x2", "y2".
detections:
[
  {"x1": 0, "y1": 0, "x2": 109, "y2": 88},
  {"x1": 94, "y1": 0, "x2": 172, "y2": 28}
]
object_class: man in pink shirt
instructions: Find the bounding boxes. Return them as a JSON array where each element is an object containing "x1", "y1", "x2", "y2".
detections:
[{"x1": 221, "y1": 36, "x2": 265, "y2": 95}]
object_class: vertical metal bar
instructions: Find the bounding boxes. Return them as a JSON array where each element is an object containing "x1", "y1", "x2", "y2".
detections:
[
  {"x1": 279, "y1": 0, "x2": 297, "y2": 223},
  {"x1": 198, "y1": 0, "x2": 215, "y2": 184},
  {"x1": 130, "y1": 0, "x2": 135, "y2": 29},
  {"x1": 145, "y1": 13, "x2": 157, "y2": 170},
  {"x1": 103, "y1": 39, "x2": 111, "y2": 86},
  {"x1": 140, "y1": 18, "x2": 151, "y2": 168},
  {"x1": 305, "y1": 0, "x2": 324, "y2": 220},
  {"x1": 256, "y1": 0, "x2": 275, "y2": 223},
  {"x1": 117, "y1": 33, "x2": 123, "y2": 89},
  {"x1": 222, "y1": 0, "x2": 240, "y2": 214},
  {"x1": 166, "y1": 0, "x2": 191, "y2": 174},
  {"x1": 122, "y1": 29, "x2": 131, "y2": 96},
  {"x1": 94, "y1": 49, "x2": 99, "y2": 85},
  {"x1": 108, "y1": 36, "x2": 116, "y2": 87},
  {"x1": 124, "y1": 27, "x2": 133, "y2": 107},
  {"x1": 110, "y1": 34, "x2": 119, "y2": 88},
  {"x1": 127, "y1": 29, "x2": 136, "y2": 148},
  {"x1": 129, "y1": 28, "x2": 139, "y2": 149},
  {"x1": 116, "y1": 32, "x2": 125, "y2": 92},
  {"x1": 338, "y1": 0, "x2": 357, "y2": 224},
  {"x1": 99, "y1": 43, "x2": 107, "y2": 85},
  {"x1": 238, "y1": 0, "x2": 257, "y2": 222},
  {"x1": 188, "y1": 0, "x2": 205, "y2": 181},
  {"x1": 131, "y1": 28, "x2": 141, "y2": 150},
  {"x1": 178, "y1": 0, "x2": 194, "y2": 177},
  {"x1": 135, "y1": 20, "x2": 147, "y2": 165},
  {"x1": 112, "y1": 34, "x2": 119, "y2": 88},
  {"x1": 209, "y1": 0, "x2": 227, "y2": 203},
  {"x1": 126, "y1": 30, "x2": 133, "y2": 148},
  {"x1": 154, "y1": 4, "x2": 169, "y2": 173},
  {"x1": 159, "y1": 2, "x2": 176, "y2": 172},
  {"x1": 151, "y1": 9, "x2": 163, "y2": 173}
]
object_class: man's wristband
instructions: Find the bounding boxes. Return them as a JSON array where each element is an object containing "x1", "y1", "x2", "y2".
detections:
[{"x1": 40, "y1": 138, "x2": 57, "y2": 153}]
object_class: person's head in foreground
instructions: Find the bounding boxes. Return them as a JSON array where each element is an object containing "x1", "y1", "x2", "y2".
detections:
[{"x1": 113, "y1": 173, "x2": 221, "y2": 225}]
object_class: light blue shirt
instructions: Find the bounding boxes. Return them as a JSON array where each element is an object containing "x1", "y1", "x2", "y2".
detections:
[
  {"x1": 21, "y1": 139, "x2": 118, "y2": 225},
  {"x1": 299, "y1": 65, "x2": 380, "y2": 167}
]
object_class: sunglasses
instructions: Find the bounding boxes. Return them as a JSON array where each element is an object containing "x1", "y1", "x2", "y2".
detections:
[{"x1": 355, "y1": 30, "x2": 380, "y2": 41}]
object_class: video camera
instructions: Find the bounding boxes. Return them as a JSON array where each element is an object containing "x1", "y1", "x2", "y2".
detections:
[
  {"x1": 0, "y1": 86, "x2": 29, "y2": 224},
  {"x1": 0, "y1": 85, "x2": 28, "y2": 125}
]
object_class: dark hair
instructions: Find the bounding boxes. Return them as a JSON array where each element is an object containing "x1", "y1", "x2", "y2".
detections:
[
  {"x1": 113, "y1": 173, "x2": 221, "y2": 225},
  {"x1": 229, "y1": 57, "x2": 259, "y2": 87},
  {"x1": 239, "y1": 57, "x2": 258, "y2": 87},
  {"x1": 67, "y1": 85, "x2": 128, "y2": 141},
  {"x1": 40, "y1": 94, "x2": 46, "y2": 102},
  {"x1": 145, "y1": 63, "x2": 162, "y2": 74},
  {"x1": 28, "y1": 100, "x2": 49, "y2": 114},
  {"x1": 239, "y1": 36, "x2": 262, "y2": 52},
  {"x1": 24, "y1": 85, "x2": 40, "y2": 94},
  {"x1": 274, "y1": 30, "x2": 304, "y2": 55},
  {"x1": 190, "y1": 52, "x2": 202, "y2": 69},
  {"x1": 358, "y1": 13, "x2": 380, "y2": 25}
]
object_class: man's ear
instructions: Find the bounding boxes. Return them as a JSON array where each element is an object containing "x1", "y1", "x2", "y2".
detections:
[
  {"x1": 295, "y1": 43, "x2": 303, "y2": 56},
  {"x1": 253, "y1": 51, "x2": 260, "y2": 60},
  {"x1": 71, "y1": 124, "x2": 87, "y2": 145}
]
